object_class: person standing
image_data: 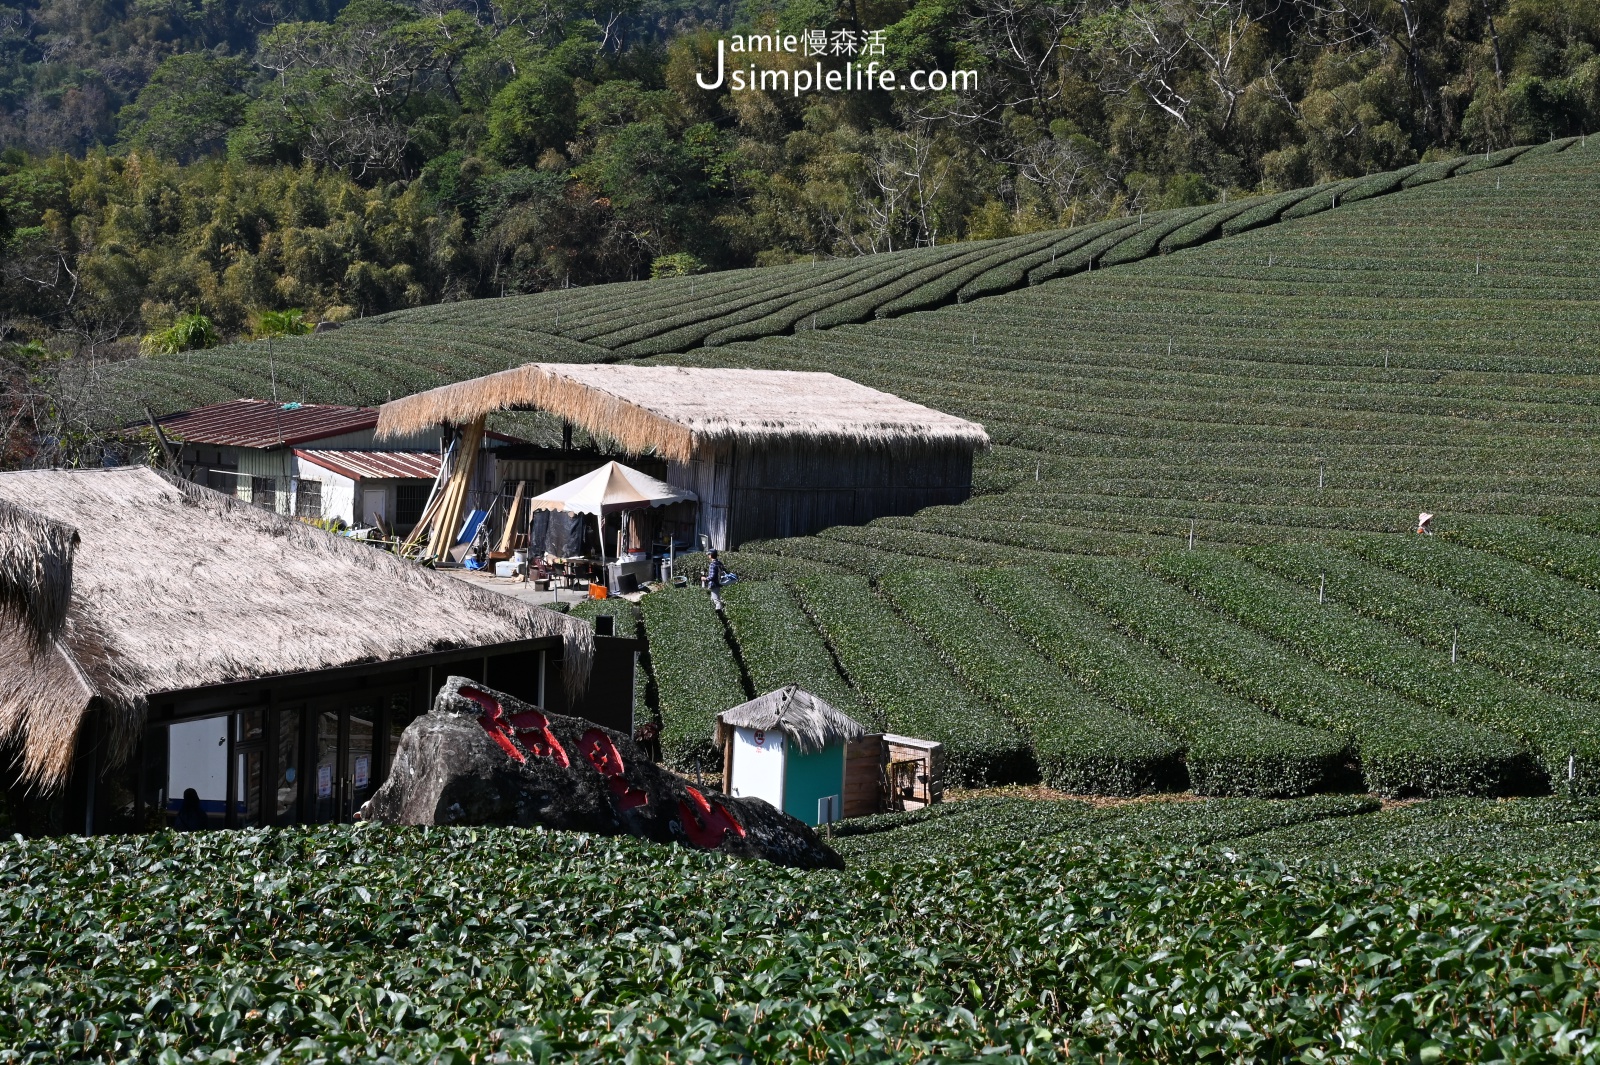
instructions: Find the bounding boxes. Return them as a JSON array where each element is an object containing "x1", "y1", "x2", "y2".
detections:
[{"x1": 705, "y1": 550, "x2": 727, "y2": 611}]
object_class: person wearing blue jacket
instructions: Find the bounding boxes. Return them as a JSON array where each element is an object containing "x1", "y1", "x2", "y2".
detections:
[{"x1": 705, "y1": 550, "x2": 728, "y2": 611}]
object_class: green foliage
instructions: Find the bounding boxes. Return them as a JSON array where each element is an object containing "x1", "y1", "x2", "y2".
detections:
[
  {"x1": 880, "y1": 568, "x2": 1184, "y2": 794},
  {"x1": 638, "y1": 588, "x2": 745, "y2": 768},
  {"x1": 651, "y1": 252, "x2": 707, "y2": 278},
  {"x1": 1348, "y1": 533, "x2": 1600, "y2": 652},
  {"x1": 253, "y1": 309, "x2": 312, "y2": 339},
  {"x1": 15, "y1": 797, "x2": 1600, "y2": 1059},
  {"x1": 974, "y1": 567, "x2": 1347, "y2": 797},
  {"x1": 1249, "y1": 543, "x2": 1600, "y2": 711},
  {"x1": 790, "y1": 568, "x2": 1032, "y2": 786},
  {"x1": 118, "y1": 54, "x2": 250, "y2": 163},
  {"x1": 719, "y1": 580, "x2": 862, "y2": 718},
  {"x1": 140, "y1": 313, "x2": 220, "y2": 355},
  {"x1": 1051, "y1": 556, "x2": 1529, "y2": 798},
  {"x1": 1151, "y1": 550, "x2": 1600, "y2": 792}
]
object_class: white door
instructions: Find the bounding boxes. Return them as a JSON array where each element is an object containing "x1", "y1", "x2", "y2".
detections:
[
  {"x1": 729, "y1": 726, "x2": 785, "y2": 809},
  {"x1": 362, "y1": 488, "x2": 388, "y2": 526}
]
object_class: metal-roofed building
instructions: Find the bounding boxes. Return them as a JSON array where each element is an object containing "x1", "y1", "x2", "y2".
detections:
[
  {"x1": 293, "y1": 449, "x2": 445, "y2": 532},
  {"x1": 144, "y1": 399, "x2": 508, "y2": 528}
]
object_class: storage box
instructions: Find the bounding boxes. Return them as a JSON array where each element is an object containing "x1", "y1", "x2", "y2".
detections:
[{"x1": 494, "y1": 561, "x2": 518, "y2": 578}]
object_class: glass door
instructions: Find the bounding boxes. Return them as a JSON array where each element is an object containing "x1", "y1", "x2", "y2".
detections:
[{"x1": 311, "y1": 701, "x2": 378, "y2": 824}]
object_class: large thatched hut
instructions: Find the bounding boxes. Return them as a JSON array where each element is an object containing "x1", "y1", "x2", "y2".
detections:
[
  {"x1": 0, "y1": 466, "x2": 612, "y2": 835},
  {"x1": 375, "y1": 364, "x2": 990, "y2": 550}
]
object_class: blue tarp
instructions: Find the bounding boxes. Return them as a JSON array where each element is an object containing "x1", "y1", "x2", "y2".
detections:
[{"x1": 456, "y1": 509, "x2": 489, "y2": 545}]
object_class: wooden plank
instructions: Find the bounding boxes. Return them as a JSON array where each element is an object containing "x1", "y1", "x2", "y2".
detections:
[{"x1": 842, "y1": 734, "x2": 884, "y2": 818}]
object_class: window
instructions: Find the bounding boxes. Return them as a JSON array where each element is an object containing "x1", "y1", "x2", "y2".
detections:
[
  {"x1": 394, "y1": 483, "x2": 429, "y2": 528},
  {"x1": 207, "y1": 468, "x2": 239, "y2": 496},
  {"x1": 295, "y1": 480, "x2": 323, "y2": 519},
  {"x1": 251, "y1": 477, "x2": 278, "y2": 511}
]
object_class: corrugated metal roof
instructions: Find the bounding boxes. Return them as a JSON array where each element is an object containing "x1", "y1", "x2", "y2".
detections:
[
  {"x1": 155, "y1": 400, "x2": 378, "y2": 448},
  {"x1": 294, "y1": 449, "x2": 443, "y2": 481}
]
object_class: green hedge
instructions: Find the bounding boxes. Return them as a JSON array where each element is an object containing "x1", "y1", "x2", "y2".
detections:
[
  {"x1": 975, "y1": 566, "x2": 1347, "y2": 797},
  {"x1": 638, "y1": 587, "x2": 746, "y2": 768},
  {"x1": 1153, "y1": 550, "x2": 1600, "y2": 792},
  {"x1": 1052, "y1": 557, "x2": 1531, "y2": 797},
  {"x1": 1250, "y1": 542, "x2": 1600, "y2": 709},
  {"x1": 957, "y1": 218, "x2": 1135, "y2": 301},
  {"x1": 791, "y1": 568, "x2": 1032, "y2": 786},
  {"x1": 1348, "y1": 533, "x2": 1600, "y2": 652},
  {"x1": 880, "y1": 567, "x2": 1184, "y2": 794},
  {"x1": 719, "y1": 580, "x2": 864, "y2": 719}
]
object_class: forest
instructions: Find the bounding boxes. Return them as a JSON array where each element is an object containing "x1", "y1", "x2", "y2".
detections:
[{"x1": 0, "y1": 0, "x2": 1597, "y2": 369}]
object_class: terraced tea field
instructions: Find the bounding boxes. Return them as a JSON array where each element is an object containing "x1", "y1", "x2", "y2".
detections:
[
  {"x1": 98, "y1": 139, "x2": 1575, "y2": 446},
  {"x1": 96, "y1": 138, "x2": 1600, "y2": 801},
  {"x1": 654, "y1": 512, "x2": 1600, "y2": 799}
]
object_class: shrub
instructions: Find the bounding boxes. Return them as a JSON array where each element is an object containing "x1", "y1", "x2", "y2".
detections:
[
  {"x1": 975, "y1": 566, "x2": 1347, "y2": 797},
  {"x1": 639, "y1": 587, "x2": 745, "y2": 768},
  {"x1": 1052, "y1": 556, "x2": 1531, "y2": 798},
  {"x1": 880, "y1": 567, "x2": 1185, "y2": 794},
  {"x1": 792, "y1": 568, "x2": 1032, "y2": 786}
]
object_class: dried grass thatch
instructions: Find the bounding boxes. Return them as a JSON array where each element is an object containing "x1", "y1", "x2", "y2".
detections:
[
  {"x1": 0, "y1": 497, "x2": 77, "y2": 649},
  {"x1": 0, "y1": 467, "x2": 594, "y2": 792},
  {"x1": 716, "y1": 685, "x2": 865, "y2": 755},
  {"x1": 376, "y1": 364, "x2": 990, "y2": 464}
]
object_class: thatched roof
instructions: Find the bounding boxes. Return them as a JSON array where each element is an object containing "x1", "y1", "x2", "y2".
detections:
[
  {"x1": 717, "y1": 685, "x2": 865, "y2": 754},
  {"x1": 0, "y1": 497, "x2": 77, "y2": 650},
  {"x1": 0, "y1": 467, "x2": 594, "y2": 792},
  {"x1": 376, "y1": 364, "x2": 990, "y2": 464}
]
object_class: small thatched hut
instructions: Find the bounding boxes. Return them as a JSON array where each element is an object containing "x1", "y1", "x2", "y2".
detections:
[
  {"x1": 716, "y1": 686, "x2": 870, "y2": 826},
  {"x1": 0, "y1": 467, "x2": 605, "y2": 835},
  {"x1": 376, "y1": 364, "x2": 990, "y2": 549}
]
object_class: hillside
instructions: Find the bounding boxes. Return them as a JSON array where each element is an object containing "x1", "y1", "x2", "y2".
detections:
[
  {"x1": 99, "y1": 139, "x2": 1574, "y2": 439},
  {"x1": 98, "y1": 138, "x2": 1600, "y2": 801}
]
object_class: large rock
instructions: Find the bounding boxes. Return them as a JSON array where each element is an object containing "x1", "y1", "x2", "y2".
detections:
[{"x1": 361, "y1": 676, "x2": 842, "y2": 870}]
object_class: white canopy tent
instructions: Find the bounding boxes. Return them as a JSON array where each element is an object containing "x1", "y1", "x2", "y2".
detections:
[{"x1": 529, "y1": 461, "x2": 696, "y2": 564}]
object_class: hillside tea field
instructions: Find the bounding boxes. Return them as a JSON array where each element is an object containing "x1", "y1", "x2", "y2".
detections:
[
  {"x1": 9, "y1": 796, "x2": 1600, "y2": 1062},
  {"x1": 657, "y1": 506, "x2": 1600, "y2": 801},
  {"x1": 86, "y1": 139, "x2": 1600, "y2": 805}
]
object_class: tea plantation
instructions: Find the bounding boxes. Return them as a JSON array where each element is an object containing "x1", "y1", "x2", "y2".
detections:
[
  {"x1": 89, "y1": 138, "x2": 1600, "y2": 798},
  {"x1": 11, "y1": 795, "x2": 1600, "y2": 1061},
  {"x1": 24, "y1": 136, "x2": 1600, "y2": 1058}
]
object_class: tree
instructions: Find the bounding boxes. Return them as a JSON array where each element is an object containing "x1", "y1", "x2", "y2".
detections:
[{"x1": 118, "y1": 54, "x2": 249, "y2": 163}]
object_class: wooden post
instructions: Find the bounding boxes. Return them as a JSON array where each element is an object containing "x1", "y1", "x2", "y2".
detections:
[
  {"x1": 496, "y1": 481, "x2": 527, "y2": 554},
  {"x1": 427, "y1": 417, "x2": 485, "y2": 561}
]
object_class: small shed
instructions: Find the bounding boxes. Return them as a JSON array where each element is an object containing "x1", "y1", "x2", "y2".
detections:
[
  {"x1": 375, "y1": 364, "x2": 990, "y2": 550},
  {"x1": 716, "y1": 686, "x2": 867, "y2": 826}
]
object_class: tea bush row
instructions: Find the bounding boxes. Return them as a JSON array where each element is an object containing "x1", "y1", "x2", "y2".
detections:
[
  {"x1": 879, "y1": 568, "x2": 1185, "y2": 794},
  {"x1": 789, "y1": 569, "x2": 1032, "y2": 786},
  {"x1": 1050, "y1": 557, "x2": 1530, "y2": 797},
  {"x1": 637, "y1": 587, "x2": 746, "y2": 768},
  {"x1": 1151, "y1": 551, "x2": 1600, "y2": 792},
  {"x1": 973, "y1": 567, "x2": 1347, "y2": 797}
]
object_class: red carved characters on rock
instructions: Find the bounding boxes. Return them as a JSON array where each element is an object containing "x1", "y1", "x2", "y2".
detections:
[
  {"x1": 578, "y1": 728, "x2": 649, "y2": 812},
  {"x1": 462, "y1": 686, "x2": 570, "y2": 767},
  {"x1": 677, "y1": 786, "x2": 747, "y2": 849}
]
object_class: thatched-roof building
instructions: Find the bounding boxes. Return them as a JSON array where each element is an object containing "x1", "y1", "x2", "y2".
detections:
[
  {"x1": 377, "y1": 364, "x2": 990, "y2": 549},
  {"x1": 0, "y1": 467, "x2": 612, "y2": 835}
]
